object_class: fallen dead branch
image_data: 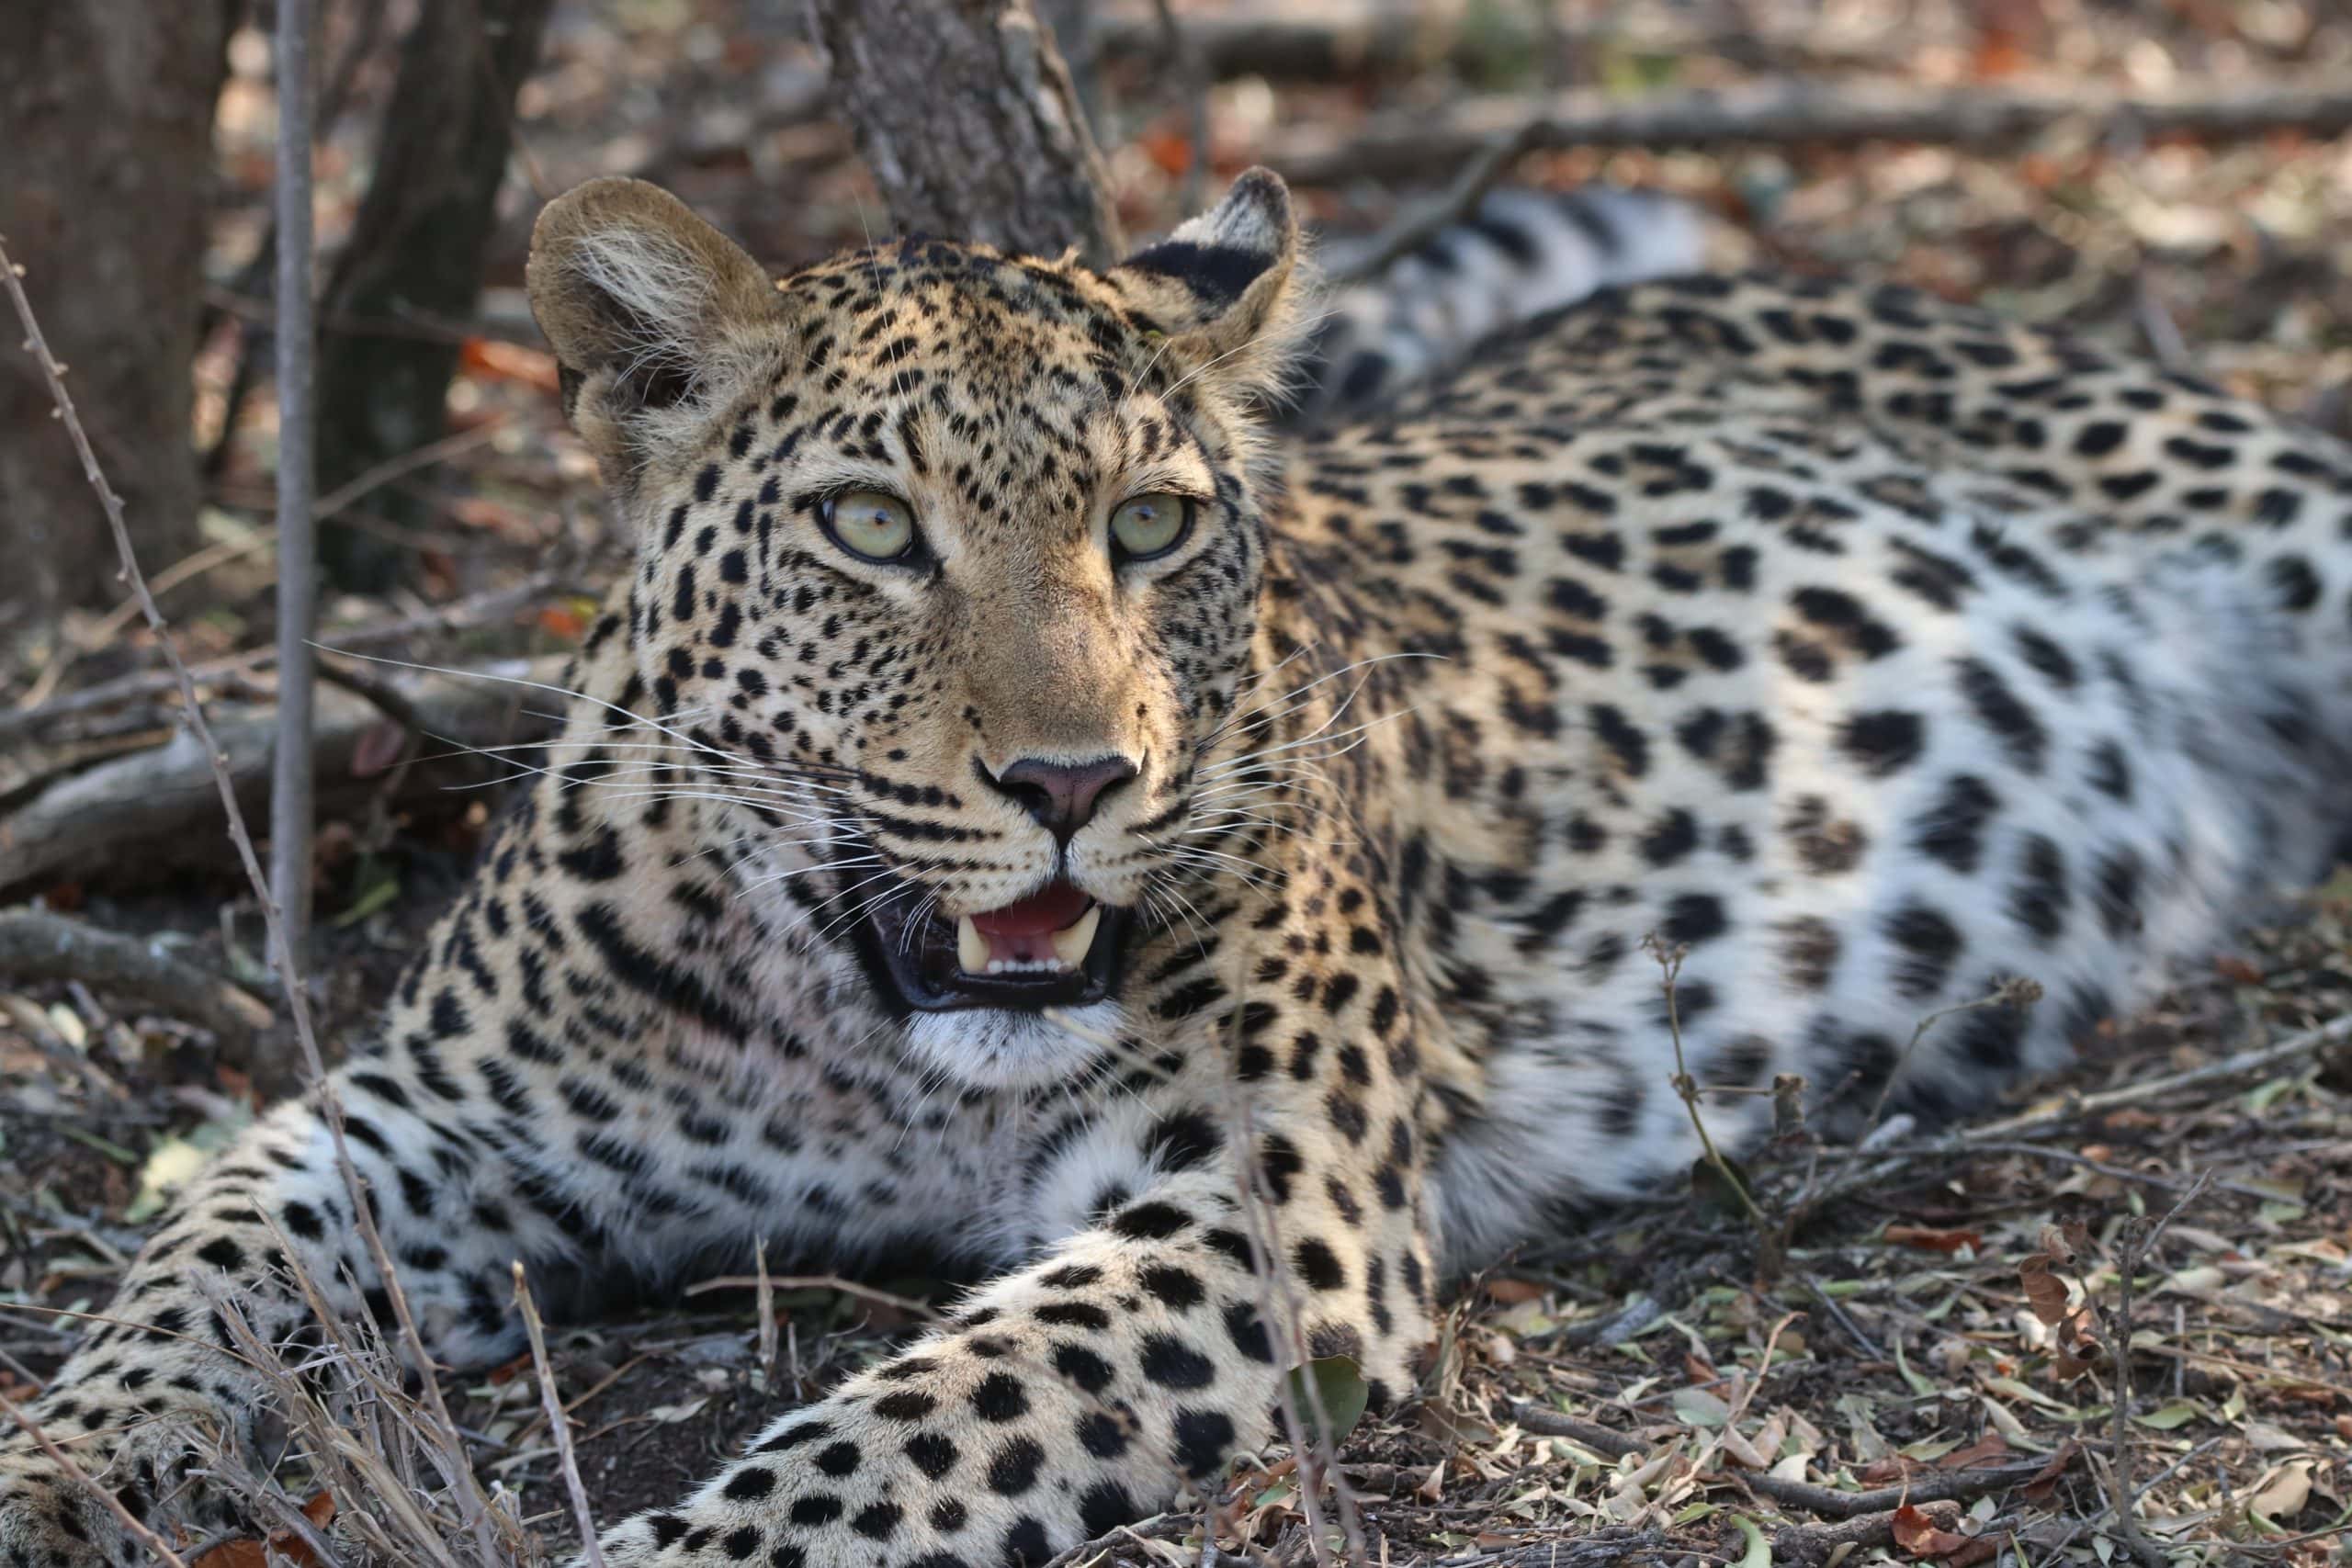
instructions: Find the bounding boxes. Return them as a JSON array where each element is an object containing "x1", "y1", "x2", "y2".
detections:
[
  {"x1": 1770, "y1": 1500, "x2": 1966, "y2": 1562},
  {"x1": 0, "y1": 655, "x2": 563, "y2": 893},
  {"x1": 1741, "y1": 1455, "x2": 2071, "y2": 1522},
  {"x1": 1083, "y1": 4, "x2": 1908, "y2": 82},
  {"x1": 0, "y1": 908, "x2": 272, "y2": 1043},
  {"x1": 0, "y1": 568, "x2": 585, "y2": 743},
  {"x1": 1512, "y1": 1405, "x2": 2075, "y2": 1521},
  {"x1": 1272, "y1": 76, "x2": 2352, "y2": 186}
]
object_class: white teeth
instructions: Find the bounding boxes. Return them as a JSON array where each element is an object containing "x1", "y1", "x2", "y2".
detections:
[
  {"x1": 957, "y1": 915, "x2": 990, "y2": 975},
  {"x1": 1049, "y1": 905, "x2": 1102, "y2": 969}
]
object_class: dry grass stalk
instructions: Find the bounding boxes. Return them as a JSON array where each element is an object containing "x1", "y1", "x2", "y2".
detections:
[
  {"x1": 1, "y1": 230, "x2": 530, "y2": 1566},
  {"x1": 2098, "y1": 1169, "x2": 2214, "y2": 1566},
  {"x1": 512, "y1": 1266, "x2": 602, "y2": 1568}
]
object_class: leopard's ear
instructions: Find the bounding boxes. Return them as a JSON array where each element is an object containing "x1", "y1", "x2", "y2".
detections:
[
  {"x1": 1111, "y1": 168, "x2": 1306, "y2": 400},
  {"x1": 526, "y1": 176, "x2": 782, "y2": 469}
]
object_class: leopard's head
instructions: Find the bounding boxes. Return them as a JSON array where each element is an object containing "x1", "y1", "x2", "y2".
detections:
[{"x1": 527, "y1": 172, "x2": 1306, "y2": 1080}]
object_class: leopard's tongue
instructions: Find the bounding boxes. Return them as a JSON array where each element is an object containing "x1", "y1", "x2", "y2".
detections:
[{"x1": 972, "y1": 880, "x2": 1091, "y2": 938}]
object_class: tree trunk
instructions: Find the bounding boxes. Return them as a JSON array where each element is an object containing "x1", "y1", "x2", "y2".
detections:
[
  {"x1": 313, "y1": 0, "x2": 556, "y2": 592},
  {"x1": 0, "y1": 0, "x2": 234, "y2": 645},
  {"x1": 806, "y1": 0, "x2": 1125, "y2": 267}
]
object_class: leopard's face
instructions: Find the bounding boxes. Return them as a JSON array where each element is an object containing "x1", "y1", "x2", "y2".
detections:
[{"x1": 531, "y1": 175, "x2": 1306, "y2": 1072}]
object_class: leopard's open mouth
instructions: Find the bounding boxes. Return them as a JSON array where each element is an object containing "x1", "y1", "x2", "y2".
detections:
[{"x1": 848, "y1": 874, "x2": 1133, "y2": 1012}]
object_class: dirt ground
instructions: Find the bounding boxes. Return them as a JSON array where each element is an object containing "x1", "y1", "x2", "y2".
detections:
[{"x1": 5, "y1": 1, "x2": 2351, "y2": 1563}]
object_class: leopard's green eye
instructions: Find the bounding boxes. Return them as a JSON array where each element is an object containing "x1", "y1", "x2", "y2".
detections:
[
  {"x1": 821, "y1": 490, "x2": 918, "y2": 563},
  {"x1": 1109, "y1": 492, "x2": 1194, "y2": 562}
]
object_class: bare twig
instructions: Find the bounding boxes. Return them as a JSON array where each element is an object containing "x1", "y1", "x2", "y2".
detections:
[
  {"x1": 2133, "y1": 272, "x2": 2192, "y2": 372},
  {"x1": 682, "y1": 1272, "x2": 938, "y2": 1321},
  {"x1": 1799, "y1": 1274, "x2": 1884, "y2": 1360},
  {"x1": 273, "y1": 0, "x2": 321, "y2": 964},
  {"x1": 1966, "y1": 1013, "x2": 2352, "y2": 1141},
  {"x1": 1329, "y1": 118, "x2": 1545, "y2": 288},
  {"x1": 1509, "y1": 1405, "x2": 1645, "y2": 1460},
  {"x1": 1799, "y1": 979, "x2": 2041, "y2": 1215},
  {"x1": 2, "y1": 227, "x2": 503, "y2": 1562},
  {"x1": 2100, "y1": 1169, "x2": 2213, "y2": 1566},
  {"x1": 1772, "y1": 1501, "x2": 1964, "y2": 1557},
  {"x1": 1741, "y1": 1455, "x2": 2069, "y2": 1521},
  {"x1": 12, "y1": 422, "x2": 518, "y2": 727},
  {"x1": 1039, "y1": 1510, "x2": 1184, "y2": 1568},
  {"x1": 513, "y1": 1263, "x2": 606, "y2": 1568},
  {"x1": 1217, "y1": 1016, "x2": 1366, "y2": 1567},
  {"x1": 1964, "y1": 1140, "x2": 2278, "y2": 1203},
  {"x1": 1646, "y1": 934, "x2": 1770, "y2": 1232},
  {"x1": 17, "y1": 528, "x2": 276, "y2": 711},
  {"x1": 1774, "y1": 1011, "x2": 2352, "y2": 1217}
]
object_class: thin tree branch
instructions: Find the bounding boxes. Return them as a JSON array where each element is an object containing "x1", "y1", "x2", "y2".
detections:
[
  {"x1": 1328, "y1": 118, "x2": 1545, "y2": 288},
  {"x1": 273, "y1": 0, "x2": 321, "y2": 965},
  {"x1": 1272, "y1": 76, "x2": 2352, "y2": 186}
]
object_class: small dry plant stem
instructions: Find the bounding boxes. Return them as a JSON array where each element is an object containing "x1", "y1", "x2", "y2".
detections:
[
  {"x1": 1804, "y1": 978, "x2": 2041, "y2": 1207},
  {"x1": 1218, "y1": 1083, "x2": 1361, "y2": 1567},
  {"x1": 514, "y1": 1264, "x2": 606, "y2": 1568},
  {"x1": 753, "y1": 1238, "x2": 779, "y2": 1384},
  {"x1": 682, "y1": 1271, "x2": 938, "y2": 1321},
  {"x1": 2101, "y1": 1168, "x2": 2211, "y2": 1567},
  {"x1": 3, "y1": 233, "x2": 502, "y2": 1561},
  {"x1": 1645, "y1": 934, "x2": 1770, "y2": 1231}
]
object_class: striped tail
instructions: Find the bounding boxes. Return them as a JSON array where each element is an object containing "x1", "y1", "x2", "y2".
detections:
[{"x1": 1286, "y1": 186, "x2": 1707, "y2": 428}]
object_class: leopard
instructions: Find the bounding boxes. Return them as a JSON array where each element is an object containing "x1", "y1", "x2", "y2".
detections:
[{"x1": 6, "y1": 164, "x2": 2350, "y2": 1568}]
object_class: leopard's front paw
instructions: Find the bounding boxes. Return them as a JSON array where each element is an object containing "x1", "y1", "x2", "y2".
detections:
[{"x1": 0, "y1": 1451, "x2": 123, "y2": 1568}]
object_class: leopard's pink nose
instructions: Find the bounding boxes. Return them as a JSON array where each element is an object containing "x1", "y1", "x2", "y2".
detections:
[{"x1": 981, "y1": 755, "x2": 1138, "y2": 842}]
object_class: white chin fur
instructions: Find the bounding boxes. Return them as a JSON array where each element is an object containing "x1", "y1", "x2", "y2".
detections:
[{"x1": 904, "y1": 1001, "x2": 1125, "y2": 1090}]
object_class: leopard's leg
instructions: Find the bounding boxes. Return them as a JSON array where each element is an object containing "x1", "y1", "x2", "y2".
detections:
[
  {"x1": 589, "y1": 1083, "x2": 1437, "y2": 1568},
  {"x1": 0, "y1": 1049, "x2": 625, "y2": 1565}
]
